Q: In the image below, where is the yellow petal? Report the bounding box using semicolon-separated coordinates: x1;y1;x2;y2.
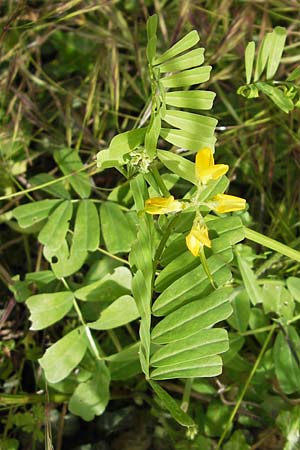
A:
195;147;228;183
145;196;183;215
186;224;211;256
211;193;246;213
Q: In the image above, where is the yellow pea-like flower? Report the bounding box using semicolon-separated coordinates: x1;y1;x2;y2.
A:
195;147;229;184
186;223;211;257
144;196;183;215
210;193;246;213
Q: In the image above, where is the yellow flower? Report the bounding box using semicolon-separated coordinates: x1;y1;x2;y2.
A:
210;193;246;213
195;147;229;184
145;196;183;215
186;222;211;257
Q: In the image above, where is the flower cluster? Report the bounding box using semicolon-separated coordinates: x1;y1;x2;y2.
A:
145;147;246;258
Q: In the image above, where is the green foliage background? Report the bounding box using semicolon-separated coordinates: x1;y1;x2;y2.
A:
1;1;300;449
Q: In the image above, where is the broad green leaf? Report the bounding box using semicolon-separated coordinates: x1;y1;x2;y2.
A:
151;328;228;366
266;27;287;79
38;200;73;252
149;380;196;429
287;277;300;303
254;32;272;81
161;66;212;88
12;199;62;228
262;283;294;320
74;267;132;302
236;252;262;305
153;30;199;65
152;255;232;316
54;148;91;198
145;113;161;158
227;290;250;332
100;202;136;254
159;48;204;73
165;90;215;110
207;216;245;245
96;149;123;170
29;173;70;199
49;200;99;278
273;327;300;394
162;110;217;136
256;82;294;113
109;128;146;159
151;288;233;343
88;295;139;330
106;342;141;380
27;291;74;330
160;128;216;152
245;41;255;84
39;327;88;383
157;150;196;184
69;361;110;421
25;270;56;287
150;355;222;379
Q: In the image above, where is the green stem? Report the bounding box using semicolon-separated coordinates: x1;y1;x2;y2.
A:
216;324;276;449
0;393;70;406
245;227;300;263
199;247;216;289
181;378;193;413
0;162;96;202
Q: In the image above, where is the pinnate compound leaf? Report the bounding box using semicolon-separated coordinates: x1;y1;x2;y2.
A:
88;295;139;330
27;291;74;330
54;148;91;198
12;199;62;229
39;327;88;383
158;48;204;73
153;30;199;65
151;288;233;343
149;380;196;429
38;200;73;253
69;360;110;421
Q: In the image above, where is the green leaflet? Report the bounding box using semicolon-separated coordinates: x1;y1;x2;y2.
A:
158;48;205;73
27;291;74;330
245;41;255;85
12;199;62;228
157;150;196;185
100;202;136;254
149;380;196;429
153;30;200;65
38;200;73;253
287;277;300;303
88;295;139;330
106;342;141;380
29;173;71;199
160;128;216;152
151;288;233;343
161;66;212;88
162;109;217;136
39;326;88;383
165;90;215;110
69;360;110;421
256;82;294;113
236;252;262;305
54;148;91;198
150;328;228;366
150;355;222;380
266;26;286;79
254;32;272;81
152;255;232;316
273;327;300;395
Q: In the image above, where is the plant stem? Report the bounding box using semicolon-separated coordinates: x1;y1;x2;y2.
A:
181;378;193;413
245;227;300;263
216;324;276;449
